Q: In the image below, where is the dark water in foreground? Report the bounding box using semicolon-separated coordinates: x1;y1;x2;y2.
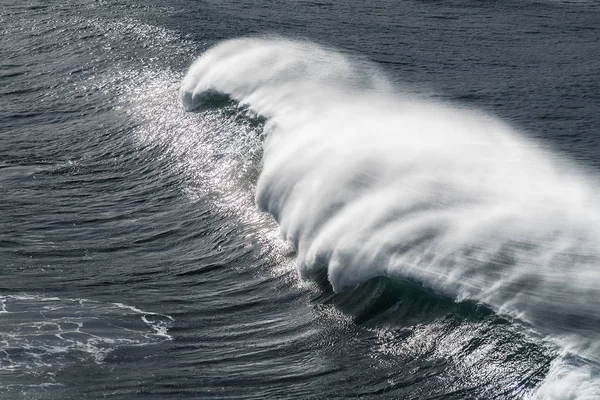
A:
1;0;600;398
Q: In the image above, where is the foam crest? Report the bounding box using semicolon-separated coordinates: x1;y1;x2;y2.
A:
533;356;600;400
181;37;600;398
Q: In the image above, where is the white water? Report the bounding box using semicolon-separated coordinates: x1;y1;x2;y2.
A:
0;293;173;394
181;37;600;398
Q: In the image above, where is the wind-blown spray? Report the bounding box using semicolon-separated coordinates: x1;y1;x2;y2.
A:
181;37;600;398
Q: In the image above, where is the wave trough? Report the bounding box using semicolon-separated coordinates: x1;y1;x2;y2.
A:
181;37;600;398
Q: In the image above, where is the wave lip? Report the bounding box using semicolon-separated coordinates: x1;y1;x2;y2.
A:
181;88;232;111
181;37;600;399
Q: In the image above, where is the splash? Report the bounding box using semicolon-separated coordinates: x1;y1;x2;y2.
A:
181;37;600;398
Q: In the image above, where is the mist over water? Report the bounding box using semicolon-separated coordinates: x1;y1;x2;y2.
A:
182;37;600;398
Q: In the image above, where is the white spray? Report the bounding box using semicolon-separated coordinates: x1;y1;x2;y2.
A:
181;37;600;398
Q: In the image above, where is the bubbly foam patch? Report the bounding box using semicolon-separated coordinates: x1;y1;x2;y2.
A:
0;294;173;391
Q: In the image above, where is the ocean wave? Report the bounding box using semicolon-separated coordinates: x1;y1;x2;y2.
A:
181;37;600;399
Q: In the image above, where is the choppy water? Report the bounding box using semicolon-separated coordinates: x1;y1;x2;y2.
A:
2;0;599;399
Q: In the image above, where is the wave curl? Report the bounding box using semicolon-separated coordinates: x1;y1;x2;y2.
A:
181;37;600;399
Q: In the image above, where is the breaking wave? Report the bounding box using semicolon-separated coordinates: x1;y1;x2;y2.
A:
181;37;600;399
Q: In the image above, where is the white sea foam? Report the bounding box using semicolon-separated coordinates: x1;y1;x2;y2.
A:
533;356;600;400
0;294;173;390
181;37;600;398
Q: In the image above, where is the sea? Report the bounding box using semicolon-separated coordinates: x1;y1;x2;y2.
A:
1;0;600;398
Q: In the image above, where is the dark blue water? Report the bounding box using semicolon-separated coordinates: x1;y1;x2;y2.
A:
2;0;599;398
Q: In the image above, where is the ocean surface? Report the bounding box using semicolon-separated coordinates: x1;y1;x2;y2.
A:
1;0;600;398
